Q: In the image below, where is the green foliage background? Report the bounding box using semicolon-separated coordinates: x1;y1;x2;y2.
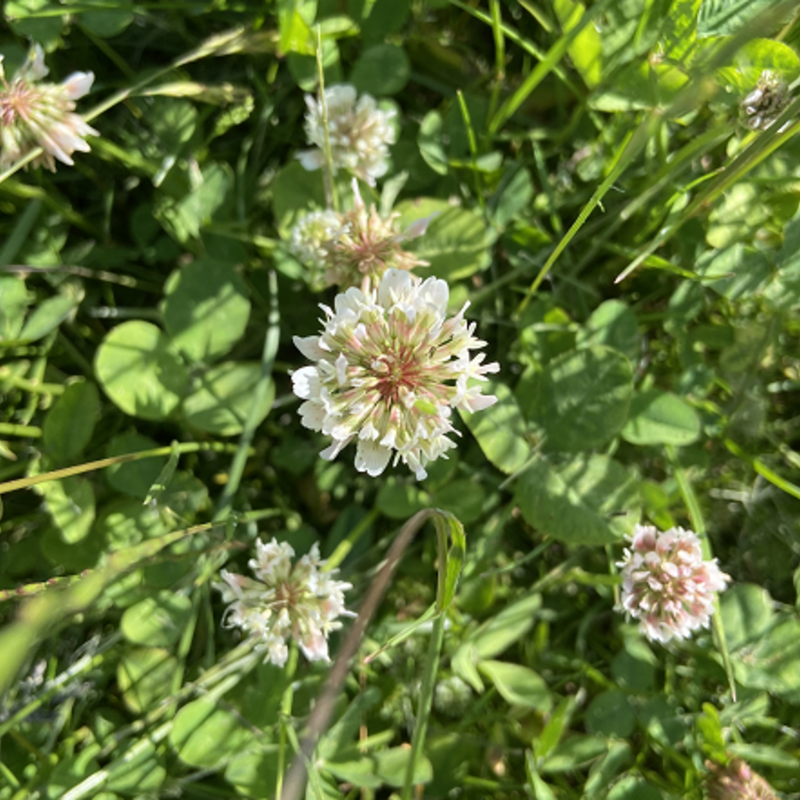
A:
2;0;800;797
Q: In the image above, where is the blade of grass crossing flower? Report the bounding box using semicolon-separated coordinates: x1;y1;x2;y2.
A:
725;439;800;501
666;445;736;701
215;269;279;520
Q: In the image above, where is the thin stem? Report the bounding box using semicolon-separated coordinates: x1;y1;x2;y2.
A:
402;524;449;799
0;441;247;496
214;270;279;521
276;644;299;800
281;509;442;800
0;422;42;438
316;27;338;213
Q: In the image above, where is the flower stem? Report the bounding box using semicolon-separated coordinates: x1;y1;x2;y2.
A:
402;523;449;800
315;26;338;213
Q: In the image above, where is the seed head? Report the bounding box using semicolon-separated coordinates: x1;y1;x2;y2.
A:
216;538;353;667
0;44;98;171
617;524;729;643
292;268;500;480
297;84;396;186
741;70;789;132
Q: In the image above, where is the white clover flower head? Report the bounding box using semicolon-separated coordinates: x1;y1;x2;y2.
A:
617;524;730;644
297;84;396;186
292;268;500;480
289;209;350;291
323;180;431;290
0;44;98;172
215;537;354;667
741;70;789;132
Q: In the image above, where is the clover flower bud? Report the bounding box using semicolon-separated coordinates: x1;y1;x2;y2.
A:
706;759;778;800
216;537;354;667
741;70;789;132
297;84;396;186
0;45;98;171
292;267;500;480
617;524;729;643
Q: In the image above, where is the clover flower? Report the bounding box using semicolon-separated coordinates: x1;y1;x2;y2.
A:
617;524;729;644
288;209;349;291
0;45;98;171
706;759;778;800
297;84;396;186
292;268;500;480
289;182;432;292
741;70;789;131
216;538;353;667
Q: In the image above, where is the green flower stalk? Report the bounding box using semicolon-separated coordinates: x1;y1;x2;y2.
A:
0;45;98;171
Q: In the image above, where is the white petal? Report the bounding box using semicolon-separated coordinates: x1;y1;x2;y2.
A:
291;366;320;400
61;71;95;99
293;334;326;361
354;439;392;477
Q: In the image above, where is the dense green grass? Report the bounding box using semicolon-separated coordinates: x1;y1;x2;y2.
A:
2;1;800;798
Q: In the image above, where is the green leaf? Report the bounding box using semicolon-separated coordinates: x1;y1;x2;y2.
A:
478;660;552;711
43;381;101;464
376;479;429;519
117;648;177;715
95;321;189;421
73;0;133;37
719;583;775;651
155;162;231;243
606;776;662;800
0;276;29;341
373;747;433;787
40;476;95;544
516;454;640;545
585;690;636;737
527;345;634;452
554;0;602;87
273;161;327;238
576;300;641;364
540;735;607;774
697;0;786;37
18;293;80;342
584;742;633;799
106;433;167;498
621;390;701;446
120;592;193;647
182;361;274;436
6;0;65;48
695;245;772;301
417;112;448;175
396;200;495;281
225;749;281;798
350;44;410;95
460;380;531;475
170;697;257;769
162;259;251;363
